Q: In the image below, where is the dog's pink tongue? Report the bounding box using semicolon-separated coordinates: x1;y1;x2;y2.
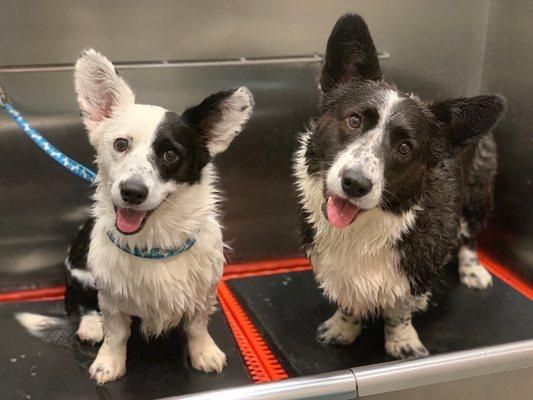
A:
116;208;146;234
326;196;359;228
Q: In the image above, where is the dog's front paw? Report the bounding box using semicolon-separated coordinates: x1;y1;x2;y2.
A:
385;337;429;359
317;316;361;345
189;338;226;373
459;263;493;290
89;353;126;384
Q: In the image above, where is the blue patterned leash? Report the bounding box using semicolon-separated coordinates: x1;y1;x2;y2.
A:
0;86;97;183
1;86;196;259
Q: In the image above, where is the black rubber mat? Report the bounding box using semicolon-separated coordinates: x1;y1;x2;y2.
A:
227;266;533;376
0;301;251;399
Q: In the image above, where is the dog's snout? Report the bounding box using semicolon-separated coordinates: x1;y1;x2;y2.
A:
341;169;373;198
120;180;148;205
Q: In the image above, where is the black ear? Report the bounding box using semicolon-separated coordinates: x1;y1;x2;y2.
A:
182;87;254;156
321;13;381;93
430;95;506;150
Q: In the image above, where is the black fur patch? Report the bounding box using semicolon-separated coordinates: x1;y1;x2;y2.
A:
151;111;211;185
64;218;99;315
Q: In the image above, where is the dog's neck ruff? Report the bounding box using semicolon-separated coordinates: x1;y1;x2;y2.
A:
106;231;196;260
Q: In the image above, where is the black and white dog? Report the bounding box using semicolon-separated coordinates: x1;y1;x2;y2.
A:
294;14;505;358
17;49;253;383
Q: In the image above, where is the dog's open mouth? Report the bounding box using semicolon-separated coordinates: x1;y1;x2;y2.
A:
115;208;151;235
323;195;360;228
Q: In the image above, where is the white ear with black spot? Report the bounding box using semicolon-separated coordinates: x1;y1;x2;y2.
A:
74;49;135;132
183;87;254;156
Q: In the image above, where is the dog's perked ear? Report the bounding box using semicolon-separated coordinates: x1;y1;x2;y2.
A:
182;87;254;156
430;95;506;153
74;49;135;132
320;13;382;93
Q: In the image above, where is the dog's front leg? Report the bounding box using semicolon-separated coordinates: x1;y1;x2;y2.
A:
184;312;226;373
89;306;131;384
383;296;428;359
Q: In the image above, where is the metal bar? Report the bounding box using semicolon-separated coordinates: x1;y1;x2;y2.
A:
0;52;390;74
161;340;533;400
352;339;533;397
161;370;357;400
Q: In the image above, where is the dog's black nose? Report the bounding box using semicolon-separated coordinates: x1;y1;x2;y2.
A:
120;180;148;205
341;169;373;198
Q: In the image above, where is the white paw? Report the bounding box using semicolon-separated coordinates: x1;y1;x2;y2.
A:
460;263;493;290
89;352;126;384
317;315;361;345
77;313;104;343
189;339;227;373
385;337;429;359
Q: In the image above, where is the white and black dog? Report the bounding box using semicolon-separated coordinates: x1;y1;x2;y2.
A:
294;14;505;358
16;49;253;383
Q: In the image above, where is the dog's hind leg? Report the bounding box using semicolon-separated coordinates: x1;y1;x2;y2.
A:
183;312;226;374
77;310;104;343
458;218;493;289
458;135;496;289
316;308;362;345
383;295;429;359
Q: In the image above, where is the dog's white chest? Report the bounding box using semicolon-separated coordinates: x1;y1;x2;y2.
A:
310;208;416;317
88;225;223;335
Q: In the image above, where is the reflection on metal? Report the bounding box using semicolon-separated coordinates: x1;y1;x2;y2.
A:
353;339;533;397
163;370;357;400
162;340;533;400
0;52;390;74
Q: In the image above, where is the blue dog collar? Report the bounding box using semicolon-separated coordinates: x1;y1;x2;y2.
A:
107;231;196;260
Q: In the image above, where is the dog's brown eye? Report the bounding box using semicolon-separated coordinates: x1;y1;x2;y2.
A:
347;113;361;129
398;141;412;155
163;150;179;162
113;138;129;152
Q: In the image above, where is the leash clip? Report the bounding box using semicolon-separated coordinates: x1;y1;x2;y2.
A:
0;85;9;106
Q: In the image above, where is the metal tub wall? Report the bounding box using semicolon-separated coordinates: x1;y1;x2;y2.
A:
0;0;500;288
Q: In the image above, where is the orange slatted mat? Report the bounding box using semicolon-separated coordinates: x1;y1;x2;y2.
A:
218;282;288;382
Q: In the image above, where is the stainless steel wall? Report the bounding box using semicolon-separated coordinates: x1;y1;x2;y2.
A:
481;0;533;283
2;0;530;289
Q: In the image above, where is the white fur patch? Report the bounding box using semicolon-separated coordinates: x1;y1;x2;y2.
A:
15;312;65;338
65;256;96;289
207;87;254;156
294;123;417;318
77;311;104;343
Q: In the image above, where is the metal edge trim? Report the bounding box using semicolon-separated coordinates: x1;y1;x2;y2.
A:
159;370;357;400
352;339;533;397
